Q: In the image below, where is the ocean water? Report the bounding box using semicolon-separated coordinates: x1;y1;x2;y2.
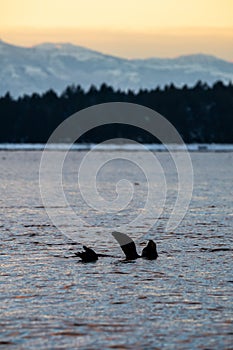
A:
0;150;232;349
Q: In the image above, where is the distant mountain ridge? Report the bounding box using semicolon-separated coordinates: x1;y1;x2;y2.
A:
0;40;232;97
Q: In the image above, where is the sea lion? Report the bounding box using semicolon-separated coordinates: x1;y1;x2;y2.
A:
76;232;158;262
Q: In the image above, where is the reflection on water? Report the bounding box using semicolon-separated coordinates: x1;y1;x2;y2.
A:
0;151;232;349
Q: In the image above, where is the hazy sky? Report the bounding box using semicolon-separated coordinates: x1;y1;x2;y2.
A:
1;0;233;60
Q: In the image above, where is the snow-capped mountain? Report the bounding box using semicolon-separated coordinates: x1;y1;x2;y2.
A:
0;40;232;97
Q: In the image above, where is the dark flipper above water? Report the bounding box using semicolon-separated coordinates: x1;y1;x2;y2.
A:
112;231;140;260
141;240;158;260
75;246;98;262
75;246;116;262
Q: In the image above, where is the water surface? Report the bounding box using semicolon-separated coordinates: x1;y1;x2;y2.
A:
0;151;232;349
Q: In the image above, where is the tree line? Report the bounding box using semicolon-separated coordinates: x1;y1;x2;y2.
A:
0;81;232;143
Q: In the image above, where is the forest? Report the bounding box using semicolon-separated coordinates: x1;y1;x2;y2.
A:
0;81;232;143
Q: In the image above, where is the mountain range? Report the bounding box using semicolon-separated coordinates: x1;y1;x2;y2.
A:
0;40;232;97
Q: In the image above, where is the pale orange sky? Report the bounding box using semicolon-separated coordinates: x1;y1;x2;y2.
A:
0;0;233;60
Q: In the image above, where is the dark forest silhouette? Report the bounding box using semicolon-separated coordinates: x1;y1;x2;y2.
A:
0;81;232;143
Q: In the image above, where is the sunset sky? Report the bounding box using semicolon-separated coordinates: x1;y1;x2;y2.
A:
1;0;233;60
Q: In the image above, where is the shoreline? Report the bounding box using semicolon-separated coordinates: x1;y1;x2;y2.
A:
0;143;233;152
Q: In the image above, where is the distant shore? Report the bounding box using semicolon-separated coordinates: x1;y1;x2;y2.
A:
0;143;233;152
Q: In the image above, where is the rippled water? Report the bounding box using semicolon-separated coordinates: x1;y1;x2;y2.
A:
0;151;232;349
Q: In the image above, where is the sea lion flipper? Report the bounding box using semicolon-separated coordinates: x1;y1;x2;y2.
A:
112;232;139;260
76;246;98;262
141;240;158;260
